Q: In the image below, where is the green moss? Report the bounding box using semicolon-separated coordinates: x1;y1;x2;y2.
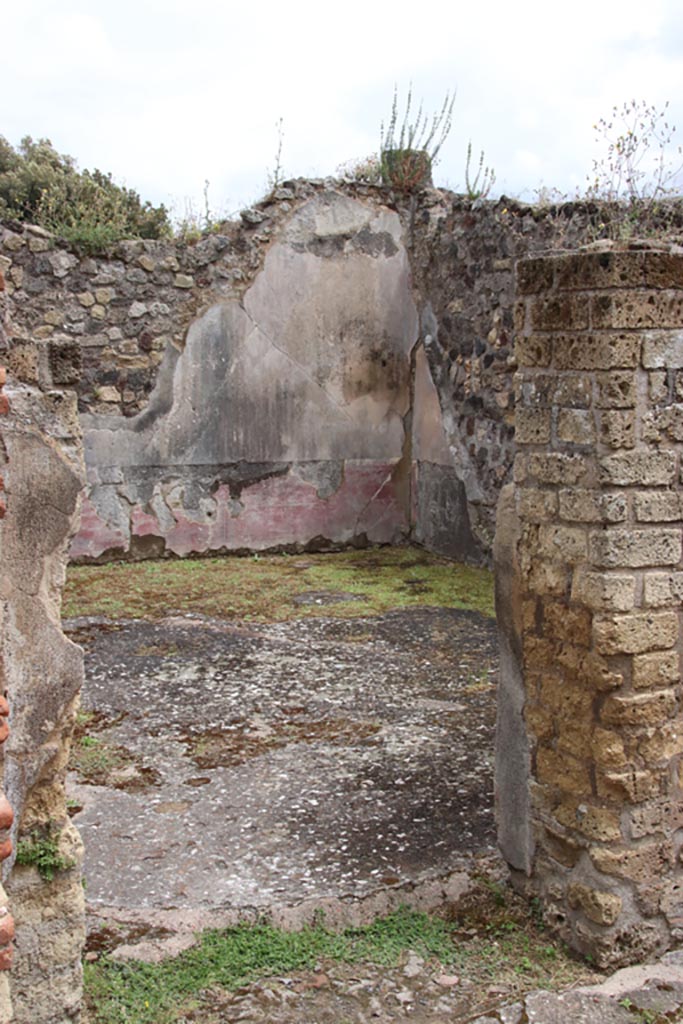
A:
64;547;494;623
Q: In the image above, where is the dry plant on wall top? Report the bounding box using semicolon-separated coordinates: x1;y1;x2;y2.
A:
586;99;683;239
380;86;455;191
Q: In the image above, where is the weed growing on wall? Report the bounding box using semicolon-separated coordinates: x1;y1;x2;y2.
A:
586;100;683;239
464;141;496;200
266;117;286;192
172;180;229;242
16;823;75;882
379;86;455;191
336;154;382;184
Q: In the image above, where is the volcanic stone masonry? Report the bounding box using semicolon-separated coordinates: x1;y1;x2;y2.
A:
0;182;605;566
496;245;683;967
1;186;683;1022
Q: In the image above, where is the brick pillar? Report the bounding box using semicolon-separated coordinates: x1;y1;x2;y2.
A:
496;245;683;967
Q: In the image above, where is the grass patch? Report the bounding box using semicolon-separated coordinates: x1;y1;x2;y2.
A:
64;546;494;623
84;889;599;1024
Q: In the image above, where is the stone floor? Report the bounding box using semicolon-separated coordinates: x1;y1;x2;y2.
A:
68;601;683;1022
66;605;499;958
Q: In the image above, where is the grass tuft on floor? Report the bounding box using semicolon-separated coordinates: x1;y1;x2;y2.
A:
84;889;600;1024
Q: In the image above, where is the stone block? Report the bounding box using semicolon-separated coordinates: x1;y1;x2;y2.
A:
552;329;643;370
525;703;554;742
529;295;590;332
649;369;669;403
571;571;635;611
592;727;628;770
596;370;637;409
594;292;683;330
589;528;681;568
568;882;622;926
515;408;551;444
516;258;555;295
643;572;683;607
598;451;677;487
515;333;552;366
593;610;678;654
556;721;593;758
591;841;672;883
540;602;592;647
642;329;683;368
554;333;640;370
517;489;558;522
629;801;683;838
538;524;587;564
536;746;591;793
95;386;120;403
597;768;661;803
600;409;635;449
632;649;680;690
601;688;678;726
540;826;582;867
523;453;591;485
515;373;556;409
642;405;683;444
559;489;626;523
553;250;683;292
524;560;570;596
643;723;683;767
555;800;622;842
635;492;683;523
553;375;592;408
556;408;595;445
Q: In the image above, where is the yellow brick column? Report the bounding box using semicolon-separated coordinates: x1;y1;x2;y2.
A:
496;245;683;967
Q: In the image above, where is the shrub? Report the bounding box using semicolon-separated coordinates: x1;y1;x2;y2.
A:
0;136;171;251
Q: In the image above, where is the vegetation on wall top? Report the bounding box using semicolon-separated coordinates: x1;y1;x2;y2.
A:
0;135;171;251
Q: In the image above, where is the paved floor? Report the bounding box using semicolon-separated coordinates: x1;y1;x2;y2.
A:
67;605;499;955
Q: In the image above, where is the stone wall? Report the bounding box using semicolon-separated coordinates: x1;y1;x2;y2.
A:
72;190;421;560
0;184;608;565
0;266;86;1022
408;192;603;557
496;244;683;967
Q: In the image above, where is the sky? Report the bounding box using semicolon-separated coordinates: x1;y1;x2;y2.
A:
3;0;683;222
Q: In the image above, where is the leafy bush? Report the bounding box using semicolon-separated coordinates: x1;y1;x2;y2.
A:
0;136;171;251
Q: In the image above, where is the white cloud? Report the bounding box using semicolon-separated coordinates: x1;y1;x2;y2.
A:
1;0;682;213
